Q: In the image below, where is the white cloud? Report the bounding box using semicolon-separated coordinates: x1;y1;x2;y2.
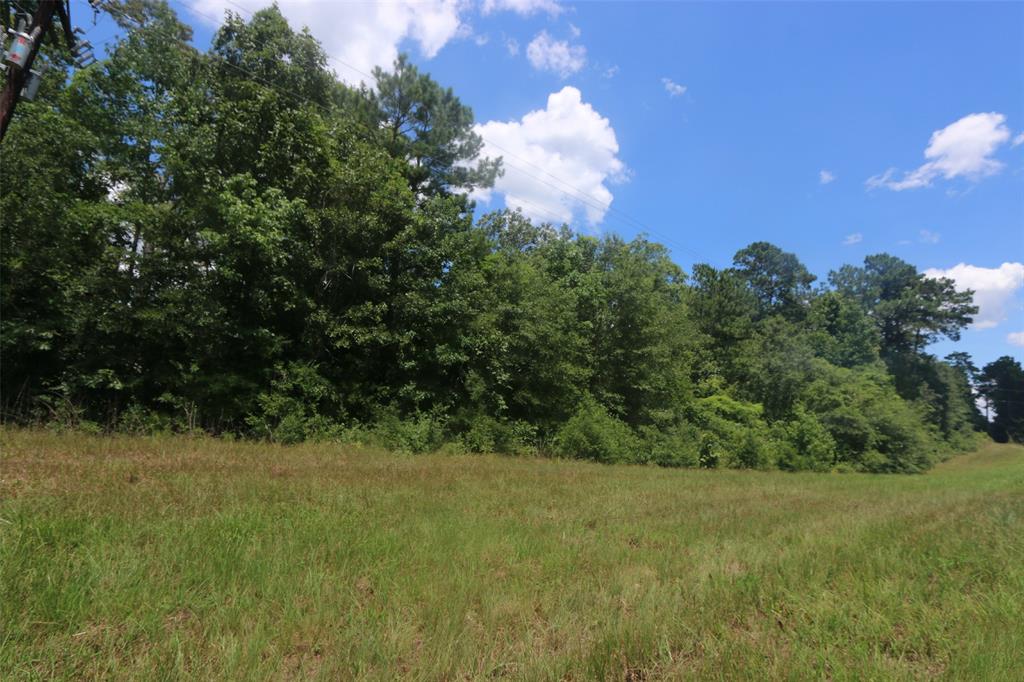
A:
569;23;581;38
526;31;586;78
842;233;863;246
1008;331;1024;347
923;262;1024;330
474;33;490;47
603;65;620;79
192;0;465;84
867;113;1012;191
505;37;520;56
918;229;941;244
1013;132;1024;148
661;77;687;97
482;0;563;16
191;0;561;85
473;86;626;226
819;169;835;185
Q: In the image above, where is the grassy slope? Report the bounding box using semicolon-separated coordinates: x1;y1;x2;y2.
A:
1;430;1022;680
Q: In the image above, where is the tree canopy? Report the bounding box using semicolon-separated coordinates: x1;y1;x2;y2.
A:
0;3;999;472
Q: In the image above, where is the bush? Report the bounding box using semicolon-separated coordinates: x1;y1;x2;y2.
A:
554;398;639;464
245;363;344;444
117;403;173;435
638;423;701;467
367;409;449;454
774;408;836;472
689;394;774;469
802;362;939;473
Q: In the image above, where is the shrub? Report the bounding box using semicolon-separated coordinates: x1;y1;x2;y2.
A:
638;423;701;467
117;404;173;435
367;409;449;454
554;398;639;464
689;394;773;469
775;408;837;472
245;363;344;444
802;362;939;473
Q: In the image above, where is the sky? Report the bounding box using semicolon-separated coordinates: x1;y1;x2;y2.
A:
74;0;1024;367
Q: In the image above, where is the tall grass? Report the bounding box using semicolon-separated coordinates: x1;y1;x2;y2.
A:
2;429;1022;679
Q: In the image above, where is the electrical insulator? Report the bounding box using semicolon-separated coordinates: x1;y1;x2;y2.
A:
72;38;97;68
72;38;92;56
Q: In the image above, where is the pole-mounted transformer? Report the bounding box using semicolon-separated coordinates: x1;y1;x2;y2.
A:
22;64;48;101
5;17;42;69
0;1;82;143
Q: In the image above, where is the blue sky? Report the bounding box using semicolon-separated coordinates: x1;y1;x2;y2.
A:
75;0;1023;367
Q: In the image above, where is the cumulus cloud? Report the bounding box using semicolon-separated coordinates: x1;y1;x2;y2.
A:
192;0;561;85
192;0;465;84
923;262;1024;330
603;65;620;79
918;229;940;244
526;31;586;78
866;113;1012;191
819;169;835;185
505;37;520;56
482;0;563;16
473;87;626;226
661;77;687;97
1013;132;1024;148
842;233;863;246
1008;331;1024;347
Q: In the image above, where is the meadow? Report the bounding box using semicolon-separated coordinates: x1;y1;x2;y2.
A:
1;428;1022;680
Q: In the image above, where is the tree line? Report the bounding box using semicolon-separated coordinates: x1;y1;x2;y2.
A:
2;3;1021;470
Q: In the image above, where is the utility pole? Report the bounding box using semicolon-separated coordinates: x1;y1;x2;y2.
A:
0;0;75;143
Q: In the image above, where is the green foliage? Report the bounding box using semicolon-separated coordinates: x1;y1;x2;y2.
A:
802;362;939;473
979;356;1024;442
638;423;702;467
457;413;537;455
361;408;450;454
806;291;880;367
774;408;837;472
732;241;815;319
117;403;174;435
0;4;986;473
554;398;640;464
830;254;977;358
738;317;816;420
366;54;501;198
245;363;343;444
689;394;775;469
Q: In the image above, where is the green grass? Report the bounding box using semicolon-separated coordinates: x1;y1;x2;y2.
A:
1;429;1022;680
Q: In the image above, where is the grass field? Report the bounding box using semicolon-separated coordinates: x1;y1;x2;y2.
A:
1;429;1022;680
